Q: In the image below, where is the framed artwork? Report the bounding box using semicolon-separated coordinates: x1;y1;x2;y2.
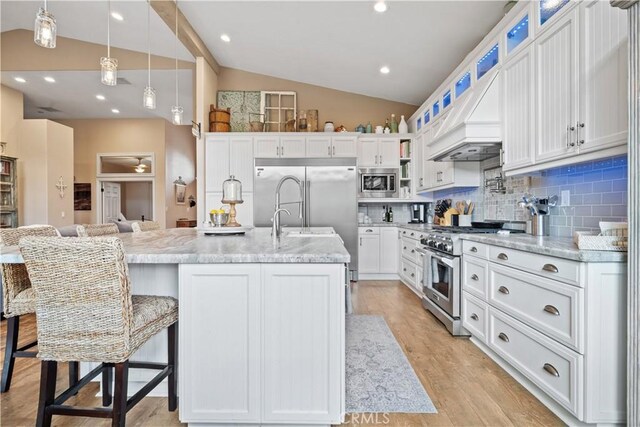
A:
174;177;186;205
74;183;91;211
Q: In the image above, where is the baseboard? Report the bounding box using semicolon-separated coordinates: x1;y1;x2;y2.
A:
358;274;400;281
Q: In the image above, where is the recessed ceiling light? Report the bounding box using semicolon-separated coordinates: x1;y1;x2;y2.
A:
374;1;388;13
14;77;26;83
380;66;390;74
220;34;231;43
111;108;120;114
96;95;106;101
111;12;124;21
44;76;55;83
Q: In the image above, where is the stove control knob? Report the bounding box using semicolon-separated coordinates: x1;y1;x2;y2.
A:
445;243;453;253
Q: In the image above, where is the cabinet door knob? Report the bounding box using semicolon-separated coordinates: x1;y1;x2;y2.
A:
498;286;510;295
470;313;479;321
542;263;559;273
403;268;407;272
498;332;510;342
328;146;331;156
543;305;560;316
333;146;336;155
471;274;479;281
543;363;560;377
410;232;415;236
411;249;415;253
470;246;478;252
403;246;407;250
410;273;415;278
497;253;509;261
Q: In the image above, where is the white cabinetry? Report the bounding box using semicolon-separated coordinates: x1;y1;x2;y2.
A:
179;263;345;425
279;136;306;158
254;135;305;158
358;226;399;276
306;136;357;158
254;135;281;158
462;241;626;424
358;137;399;167
379;227;399;273
398;228;428;296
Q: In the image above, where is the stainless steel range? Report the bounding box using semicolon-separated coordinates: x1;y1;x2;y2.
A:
416;226;522;336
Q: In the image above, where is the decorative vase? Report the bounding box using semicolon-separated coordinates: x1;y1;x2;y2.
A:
390;114;398;133
324;121;335;132
399;115;408;134
366;122;373;133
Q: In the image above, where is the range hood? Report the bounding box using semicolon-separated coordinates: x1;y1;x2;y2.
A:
428;70;502;162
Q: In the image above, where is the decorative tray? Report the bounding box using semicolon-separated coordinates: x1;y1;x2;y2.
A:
201;227;253;236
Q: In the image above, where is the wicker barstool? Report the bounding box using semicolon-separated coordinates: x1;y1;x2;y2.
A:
19;236;178;427
0;225;81;393
76;223;119;237
131;221;160;232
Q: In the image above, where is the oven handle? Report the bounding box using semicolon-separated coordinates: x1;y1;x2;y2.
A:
429;252;455;269
415;247;429;256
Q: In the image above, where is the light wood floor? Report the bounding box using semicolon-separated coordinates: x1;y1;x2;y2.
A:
0;280;563;426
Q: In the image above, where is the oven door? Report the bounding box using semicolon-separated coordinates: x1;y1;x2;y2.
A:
423;250;460;318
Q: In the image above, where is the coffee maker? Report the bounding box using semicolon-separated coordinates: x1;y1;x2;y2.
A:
409;203;426;223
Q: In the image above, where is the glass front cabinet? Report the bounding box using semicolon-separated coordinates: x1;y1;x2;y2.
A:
0;156;18;228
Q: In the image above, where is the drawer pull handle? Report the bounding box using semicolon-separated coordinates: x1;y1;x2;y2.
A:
404;246;407;250
470;313;479;321
542;263;559;273
411;273;415;277
498;286;510;295
411;232;415;236
471;274;479;281
543;305;560;316
411;249;415;253
403;231;407;234
470;247;478;252
403;268;407;272
543;363;560;377
498;332;510;342
497;253;509;261
366;229;373;233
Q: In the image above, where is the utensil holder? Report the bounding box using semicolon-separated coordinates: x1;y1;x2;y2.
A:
531;215;549;236
458;215;472;227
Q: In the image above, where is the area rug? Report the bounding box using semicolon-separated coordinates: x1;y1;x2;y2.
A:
346;315;437;413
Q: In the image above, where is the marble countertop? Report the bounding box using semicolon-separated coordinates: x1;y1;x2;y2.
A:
359;222;435;232
0;227;351;265
461;234;627;263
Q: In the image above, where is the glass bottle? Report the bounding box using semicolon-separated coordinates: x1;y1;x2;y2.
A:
366;122;373;133
222;175;243;202
390;114;398;133
388;207;393;222
383;119;391;133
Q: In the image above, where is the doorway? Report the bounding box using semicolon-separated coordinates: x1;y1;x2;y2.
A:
98;178;155;224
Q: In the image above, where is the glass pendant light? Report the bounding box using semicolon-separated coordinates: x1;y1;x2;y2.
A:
171;0;183;125
34;0;56;48
143;0;156;109
101;0;118;86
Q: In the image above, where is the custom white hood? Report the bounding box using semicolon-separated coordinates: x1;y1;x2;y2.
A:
428;70;501;162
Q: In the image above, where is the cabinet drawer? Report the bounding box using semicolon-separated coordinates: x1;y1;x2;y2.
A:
488;264;583;352
401;237;419;263
399;228;426;242
489;246;581;286
463;240;489;258
462;256;488;300
358;226;379;235
488;308;583;417
462;291;488;342
400;259;418;286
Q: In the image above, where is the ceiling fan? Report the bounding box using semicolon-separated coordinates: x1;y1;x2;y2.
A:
134;158;147;173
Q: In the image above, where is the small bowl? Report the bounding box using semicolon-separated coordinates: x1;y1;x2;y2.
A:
210;213;229;227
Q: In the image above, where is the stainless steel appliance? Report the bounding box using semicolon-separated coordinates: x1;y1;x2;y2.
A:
410;203;426;223
254;158;359;280
417;226;524;336
358;168;398;198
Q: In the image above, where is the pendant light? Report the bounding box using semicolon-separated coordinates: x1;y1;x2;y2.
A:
101;0;118;86
171;0;183;125
34;0;56;48
143;0;156;109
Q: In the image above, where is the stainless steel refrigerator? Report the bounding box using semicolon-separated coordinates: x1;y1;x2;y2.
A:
254;157;358;280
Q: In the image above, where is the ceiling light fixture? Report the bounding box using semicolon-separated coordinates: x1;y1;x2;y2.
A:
111;108;120;114
96;94;106;100
374;1;388;13
101;0;118;86
111;12;124;21
143;0;156;110
380;66;390;74
171;0;183;125
135;158;147;173
220;34;231;43
44;76;55;83
34;0;56;48
14;77;27;83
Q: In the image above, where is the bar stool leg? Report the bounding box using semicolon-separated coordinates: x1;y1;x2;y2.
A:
36;360;57;427
167;322;177;411
102;363;113;406
1;316;19;393
112;361;129;427
68;361;79;394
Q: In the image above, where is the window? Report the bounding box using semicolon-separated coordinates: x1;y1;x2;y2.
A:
540;0;570;25
477;43;499;80
433;101;440;117
455;72;471;98
443;90;452;109
507;15;529;53
424;110;430;125
417;117;422;131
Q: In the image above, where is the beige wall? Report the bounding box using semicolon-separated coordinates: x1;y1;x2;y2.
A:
1;85;23;157
217;67;418;131
59;119;167;226
165;122;196;227
19;120;74;227
122;181;153;221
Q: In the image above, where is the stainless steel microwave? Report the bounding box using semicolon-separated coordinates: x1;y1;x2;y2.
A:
358;168;398;198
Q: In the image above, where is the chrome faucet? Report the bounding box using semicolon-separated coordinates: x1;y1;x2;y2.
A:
274;175;305;233
272;208;291;244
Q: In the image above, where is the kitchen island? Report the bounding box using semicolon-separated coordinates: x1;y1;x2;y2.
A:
1;227;350;427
